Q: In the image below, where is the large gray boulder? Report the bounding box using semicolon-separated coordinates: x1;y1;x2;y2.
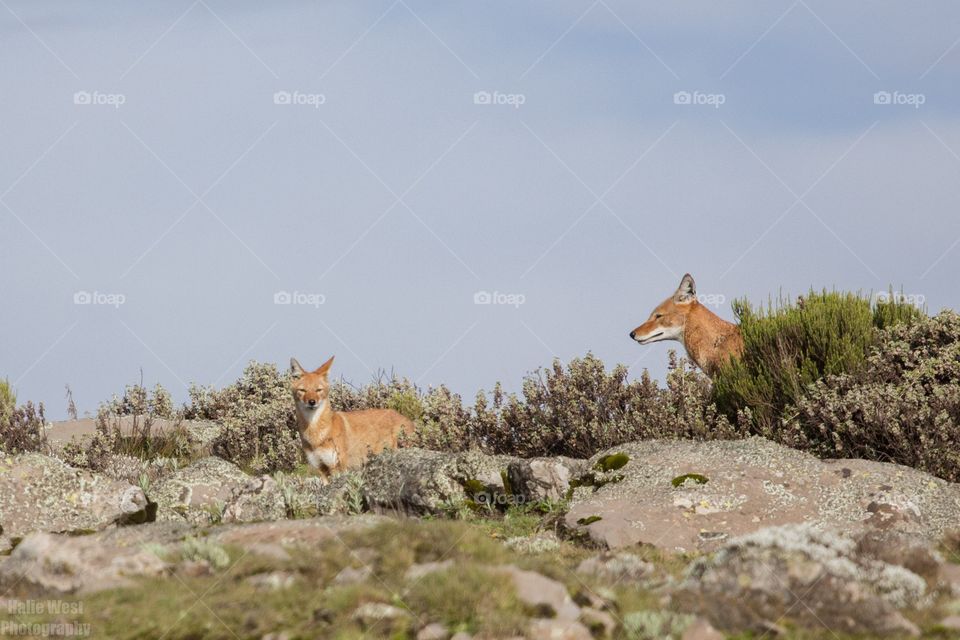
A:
0;515;387;596
151;456;286;524
0;522;188;595
564;437;960;551
0;453;149;542
358;448;578;515
673;523;927;637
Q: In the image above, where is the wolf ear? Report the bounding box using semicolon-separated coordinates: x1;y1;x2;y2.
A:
315;355;335;377
674;273;696;303
290;358;306;377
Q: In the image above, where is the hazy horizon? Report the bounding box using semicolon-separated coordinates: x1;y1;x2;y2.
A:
3;1;959;420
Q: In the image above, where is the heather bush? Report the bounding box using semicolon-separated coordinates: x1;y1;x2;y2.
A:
785;310;960;481
0;400;46;454
201;362;301;474
404;352;734;458
106;381;177;419
63;382;189;469
0;373;47;455
713;290;922;433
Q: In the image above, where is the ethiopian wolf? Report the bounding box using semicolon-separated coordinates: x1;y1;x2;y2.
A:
629;274;744;377
290;356;412;478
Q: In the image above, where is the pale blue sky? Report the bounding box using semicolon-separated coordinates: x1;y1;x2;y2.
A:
2;1;959;418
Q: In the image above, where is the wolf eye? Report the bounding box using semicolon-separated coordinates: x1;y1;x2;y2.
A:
655;313;663;319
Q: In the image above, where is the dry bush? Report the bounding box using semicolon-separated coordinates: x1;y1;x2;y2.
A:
785;310;960;480
0;400;46;454
62;380;187;469
405;352;735;458
196;362;302;474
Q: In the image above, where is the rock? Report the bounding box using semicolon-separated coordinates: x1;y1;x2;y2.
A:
580;607;617;637
210;515;387;557
246;571;297;591
939;615;960;631
152;457;285;525
333;565;372;585
361;448;576;515
353;602;408;627
527;619;592;640
0;515;387;596
405;559;454;581
222;475;287;523
681;618;724;640
417;622;450;640
939;563;960;596
565;438;960;551
505;532;561;554
362;448;516;514
497;565;580;621
449;633;472;640
577;552;653;584
0;453;149;538
674;523;925;637
508;457;581;503
0;523;186;595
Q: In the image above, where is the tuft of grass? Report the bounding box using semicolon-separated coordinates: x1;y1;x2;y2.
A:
671;473;709;488
179;537;232;570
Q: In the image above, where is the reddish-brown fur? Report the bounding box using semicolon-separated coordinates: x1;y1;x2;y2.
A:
629;274;744;377
290;356;412;478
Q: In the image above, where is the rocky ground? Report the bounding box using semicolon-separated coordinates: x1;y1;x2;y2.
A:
3;421;960;639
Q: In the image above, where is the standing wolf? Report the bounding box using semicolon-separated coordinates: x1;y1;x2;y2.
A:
290;356;412;477
629;274;743;376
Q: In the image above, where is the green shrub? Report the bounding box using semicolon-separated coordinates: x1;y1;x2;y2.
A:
713;290;922;433
787;310;960;480
105;381;177;419
0;378;15;424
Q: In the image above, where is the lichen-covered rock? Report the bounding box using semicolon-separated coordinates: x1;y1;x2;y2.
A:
674;523;925;637
359;448;576;514
224;474;288;523
507;457;580;503
152;456;286;525
577;551;654;584
0;523;187;595
361;448;517;514
0;453;149;539
565;437;960;551
496;565;580;621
